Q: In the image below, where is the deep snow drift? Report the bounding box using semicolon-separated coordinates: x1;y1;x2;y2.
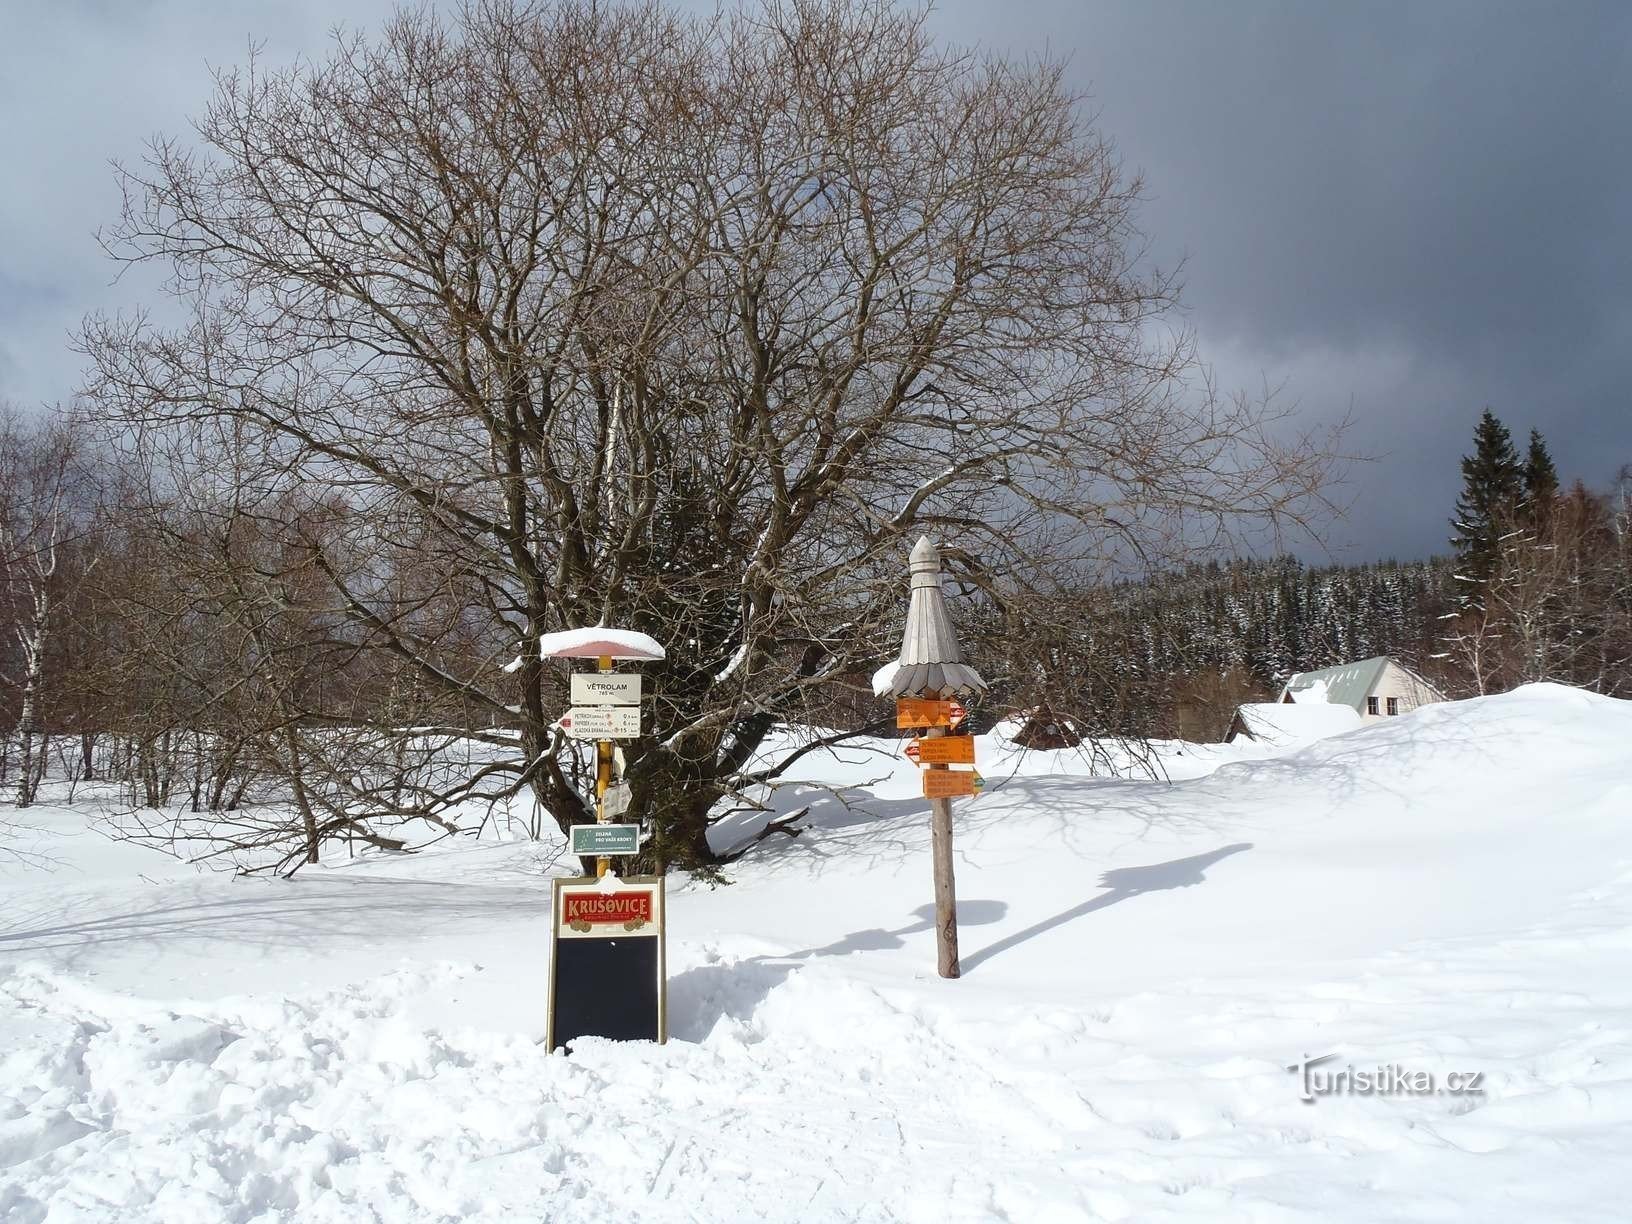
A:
3;684;1631;1221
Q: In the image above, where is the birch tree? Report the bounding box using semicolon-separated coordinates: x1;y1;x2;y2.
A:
0;410;98;807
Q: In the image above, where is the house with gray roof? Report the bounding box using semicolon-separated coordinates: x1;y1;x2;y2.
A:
1279;656;1445;721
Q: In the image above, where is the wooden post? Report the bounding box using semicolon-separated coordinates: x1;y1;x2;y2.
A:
595;653;613;878
924;721;959;978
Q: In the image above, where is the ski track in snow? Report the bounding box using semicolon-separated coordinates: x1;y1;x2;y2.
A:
2;684;1632;1221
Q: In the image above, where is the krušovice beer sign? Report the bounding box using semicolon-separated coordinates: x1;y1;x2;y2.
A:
547;875;667;1050
561;887;655;932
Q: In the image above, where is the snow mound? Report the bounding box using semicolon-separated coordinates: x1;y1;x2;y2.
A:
1230;700;1362;746
4;683;1632;1221
1242;681;1630;786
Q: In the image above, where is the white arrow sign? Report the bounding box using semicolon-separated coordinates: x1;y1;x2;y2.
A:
571;673;642;705
562;706;642;739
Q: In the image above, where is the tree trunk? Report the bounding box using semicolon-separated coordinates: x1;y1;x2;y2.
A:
208;741;243;810
139;740;161;808
158;729;176;805
284;726;321;865
189;732;204;812
15;682;40;808
32;730;52;803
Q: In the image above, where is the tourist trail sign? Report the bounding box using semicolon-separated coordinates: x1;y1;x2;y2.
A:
571;672;642;705
923;770;979;799
913;735;975;765
897;697;956;729
541;625;667;1047
562;706;641;739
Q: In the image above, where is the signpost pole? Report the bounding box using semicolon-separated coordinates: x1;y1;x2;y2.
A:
924;722;959;978
541;626;666;1050
883;537;987;981
595;653;613;879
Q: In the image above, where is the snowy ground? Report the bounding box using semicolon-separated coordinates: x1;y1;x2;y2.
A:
3;683;1632;1221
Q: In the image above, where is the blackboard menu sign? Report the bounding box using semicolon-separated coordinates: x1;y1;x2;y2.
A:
547;875;667;1050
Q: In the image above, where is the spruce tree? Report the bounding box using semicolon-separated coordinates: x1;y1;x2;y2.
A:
1450;409;1524;605
1523;428;1560;525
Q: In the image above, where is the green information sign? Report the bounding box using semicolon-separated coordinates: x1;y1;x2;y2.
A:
570;823;640;856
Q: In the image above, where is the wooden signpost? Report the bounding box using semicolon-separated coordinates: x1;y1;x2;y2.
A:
881;538;988;980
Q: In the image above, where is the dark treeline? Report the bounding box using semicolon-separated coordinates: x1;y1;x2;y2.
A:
977;422;1632;745
975;555;1458;746
1099;555;1453;686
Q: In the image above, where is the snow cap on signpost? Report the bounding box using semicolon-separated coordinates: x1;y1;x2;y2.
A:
881;536;986;698
539;626;666;661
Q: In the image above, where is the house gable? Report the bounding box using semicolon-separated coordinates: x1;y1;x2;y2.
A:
1365;659;1445;716
1282;656;1445;719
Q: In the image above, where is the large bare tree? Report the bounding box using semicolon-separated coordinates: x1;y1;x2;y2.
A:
81;0;1337;869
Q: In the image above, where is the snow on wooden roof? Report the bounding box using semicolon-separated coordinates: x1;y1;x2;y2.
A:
1283;657;1391;708
539;627;666;661
1231;702;1364;746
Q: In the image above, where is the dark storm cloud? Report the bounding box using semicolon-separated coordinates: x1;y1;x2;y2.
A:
2;0;1626;559
0;0;407;408
931;0;1632;559
1029;2;1631;358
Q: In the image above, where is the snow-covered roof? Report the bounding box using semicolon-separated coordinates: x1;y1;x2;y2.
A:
1282;657;1391;709
539;627;666;661
1230;702;1363;746
1288;676;1330;705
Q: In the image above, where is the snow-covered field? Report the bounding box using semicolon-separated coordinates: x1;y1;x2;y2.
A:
4;684;1631;1221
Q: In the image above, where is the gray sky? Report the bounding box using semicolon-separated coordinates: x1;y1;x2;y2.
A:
3;0;1628;561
